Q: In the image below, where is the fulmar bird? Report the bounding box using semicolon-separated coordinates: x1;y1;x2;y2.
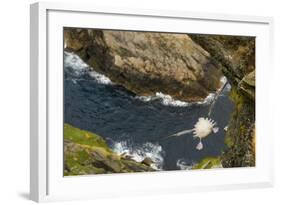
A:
166;117;219;150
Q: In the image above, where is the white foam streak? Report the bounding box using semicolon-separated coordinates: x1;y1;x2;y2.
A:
156;92;190;107
176;159;194;170
88;71;112;85
64;51;112;85
136;92;216;107
64;51;89;75
135;75;232;107
197;93;216;105
135;92;189;107
112;141;164;170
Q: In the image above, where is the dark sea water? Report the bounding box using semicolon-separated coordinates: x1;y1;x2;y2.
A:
63;52;234;171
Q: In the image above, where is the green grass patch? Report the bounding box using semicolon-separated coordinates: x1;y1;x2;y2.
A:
192;157;222;169
64;123;110;150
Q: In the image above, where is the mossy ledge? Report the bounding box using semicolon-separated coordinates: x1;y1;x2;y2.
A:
192;157;222;170
64;123;154;176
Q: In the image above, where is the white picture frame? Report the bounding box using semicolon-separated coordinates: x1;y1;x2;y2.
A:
30;1;274;202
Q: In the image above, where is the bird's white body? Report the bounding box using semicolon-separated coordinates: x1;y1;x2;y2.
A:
192;117;218;150
167;117;219;150
193;117;217;139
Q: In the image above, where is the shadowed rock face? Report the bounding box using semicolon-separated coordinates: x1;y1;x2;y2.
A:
64;28;222;101
189;34;255;167
188;34;255;100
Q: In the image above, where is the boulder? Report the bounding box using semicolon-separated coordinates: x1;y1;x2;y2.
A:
141;157;154;167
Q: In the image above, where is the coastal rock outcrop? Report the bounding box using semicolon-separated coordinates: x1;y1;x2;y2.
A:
63;124;154;175
64;28;222;101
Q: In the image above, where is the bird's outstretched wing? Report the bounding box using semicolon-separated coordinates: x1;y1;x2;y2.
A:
163;129;193;140
208;80;228;117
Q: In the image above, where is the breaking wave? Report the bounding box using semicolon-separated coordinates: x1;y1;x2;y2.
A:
88;70;112;85
111;140;165;170
135;92;216;107
135;76;231;107
64;51;112;85
64;51;89;76
135;92;190;107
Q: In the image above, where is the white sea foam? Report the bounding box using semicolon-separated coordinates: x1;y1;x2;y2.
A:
134;75;232;107
220;76;227;85
197;93;216;105
176;159;194;170
135;92;216;107
135;92;189;107
64;51;89;75
156;92;190;107
135;95;154;102
71;79;77;84
88;70;112;85
112;141;164;170
64;51;112;85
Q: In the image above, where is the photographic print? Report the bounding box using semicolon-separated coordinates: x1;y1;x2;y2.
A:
63;28;255;176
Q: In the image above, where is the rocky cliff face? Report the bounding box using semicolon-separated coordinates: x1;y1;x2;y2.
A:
64;28;222;101
189;34;255;167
